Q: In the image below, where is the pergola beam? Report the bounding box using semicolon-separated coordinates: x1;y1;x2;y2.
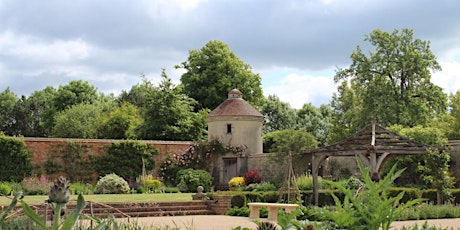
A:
304;122;439;206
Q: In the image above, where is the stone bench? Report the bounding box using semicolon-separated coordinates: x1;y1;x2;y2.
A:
247;202;299;222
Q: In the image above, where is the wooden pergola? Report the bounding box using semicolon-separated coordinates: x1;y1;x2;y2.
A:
304;122;439;206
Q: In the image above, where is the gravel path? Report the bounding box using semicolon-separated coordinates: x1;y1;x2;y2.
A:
115;215;460;230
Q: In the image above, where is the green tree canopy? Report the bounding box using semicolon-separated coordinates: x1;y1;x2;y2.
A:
261;95;298;133
263;129;318;155
96;102;142;139
297;103;332;147
332;28;447;133
178;40;264;110
431;91;460;140
382;125;453;204
136;72;208;141
52;103;103;138
0;88;19;135
54;80;99;112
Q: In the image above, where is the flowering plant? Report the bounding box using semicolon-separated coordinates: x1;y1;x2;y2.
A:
159;139;249;186
228;177;245;191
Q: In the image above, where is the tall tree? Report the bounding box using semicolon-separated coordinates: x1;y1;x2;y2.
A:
264;129;318;155
52;103;103;138
297;103;332;147
54;80;98;112
27;86;58;137
261;95;298;133
0;88;19;135
432;91;460;140
136;71;208;141
333;28;447;130
177;40;264;110
96;102;142;139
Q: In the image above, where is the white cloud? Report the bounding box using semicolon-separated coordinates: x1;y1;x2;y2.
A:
264;73;336;109
0;31;91;63
432;60;460;95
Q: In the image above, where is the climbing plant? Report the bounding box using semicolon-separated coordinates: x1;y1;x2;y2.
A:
94;140;158;181
159;139;247;186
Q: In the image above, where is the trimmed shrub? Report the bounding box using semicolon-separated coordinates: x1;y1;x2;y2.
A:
175;168;213;192
388;187;422;204
0;135;33;182
246;182;276;192
231;194;247;208
228;177;245;191
243;169;261;185
95;173;130;194
245;192;264;203
421;189;438;204
226;206;250;217
0;182;12;195
262;191;279;203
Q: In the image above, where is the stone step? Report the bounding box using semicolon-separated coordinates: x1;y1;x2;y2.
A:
24;201;211;219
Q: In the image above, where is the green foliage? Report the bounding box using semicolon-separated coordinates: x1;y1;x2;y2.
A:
178;40;264;110
95;140;158;181
175;168;213;192
331;28;447;139
0;135;33;182
0;88;18;136
159;140;226;186
231;194;247;208
226;206;250;217
261;95;298;134
144;179;164;193
246;182;277;192
135;72;208;141
297;103;333;147
318;159;423;230
435;91;460;140
69;182;93;195
399;203;460;220
53;80;98;112
0;183;12;195
264;129;318;155
51;142;96;182
384;125;454;204
95;173;131;194
51;103;103;138
96;102;142;139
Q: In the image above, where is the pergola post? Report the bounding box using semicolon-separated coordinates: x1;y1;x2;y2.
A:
312;154;327;206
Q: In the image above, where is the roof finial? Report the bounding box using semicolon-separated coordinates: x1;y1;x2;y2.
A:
228;89;243;99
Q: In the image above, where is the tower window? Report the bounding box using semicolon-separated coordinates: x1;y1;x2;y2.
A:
226;124;232;134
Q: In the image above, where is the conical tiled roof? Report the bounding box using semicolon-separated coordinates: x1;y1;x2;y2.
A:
207;89;263;118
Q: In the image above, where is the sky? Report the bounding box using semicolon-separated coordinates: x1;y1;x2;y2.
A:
1;0;459;109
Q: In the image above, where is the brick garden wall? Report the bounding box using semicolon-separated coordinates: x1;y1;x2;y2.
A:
22;137;193;180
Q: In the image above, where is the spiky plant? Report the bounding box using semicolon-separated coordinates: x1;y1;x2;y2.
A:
49;176;70;204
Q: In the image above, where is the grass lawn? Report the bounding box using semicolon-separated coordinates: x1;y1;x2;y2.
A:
0;193;194;206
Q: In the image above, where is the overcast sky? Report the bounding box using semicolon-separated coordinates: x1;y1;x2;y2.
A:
1;0;459;109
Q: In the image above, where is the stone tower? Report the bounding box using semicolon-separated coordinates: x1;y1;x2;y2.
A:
207;89;264;185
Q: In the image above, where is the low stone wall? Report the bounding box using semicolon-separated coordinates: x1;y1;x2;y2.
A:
207;195;233;215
